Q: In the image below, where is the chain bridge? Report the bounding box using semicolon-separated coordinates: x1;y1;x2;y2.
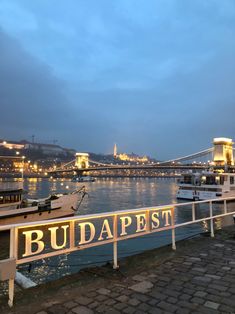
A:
48;137;235;177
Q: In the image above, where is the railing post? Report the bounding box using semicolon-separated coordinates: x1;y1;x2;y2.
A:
192;203;196;221
146;209;150;232
171;207;176;250
8;227;17;307
113;215;119;269
70;220;75;249
209;201;214;238
224;199;227;214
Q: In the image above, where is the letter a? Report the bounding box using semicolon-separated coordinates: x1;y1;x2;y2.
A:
98;219;113;241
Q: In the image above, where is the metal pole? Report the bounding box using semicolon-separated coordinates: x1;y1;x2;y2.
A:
113;215;119;269
224;199;227;214
8;228;16;307
209;201;214;238
171;207;176;250
192;203;196;221
21;156;25;181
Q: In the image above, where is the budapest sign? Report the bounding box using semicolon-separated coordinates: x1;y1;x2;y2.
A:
16;206;174;264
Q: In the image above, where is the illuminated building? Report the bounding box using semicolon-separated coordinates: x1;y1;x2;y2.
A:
117;153;149;163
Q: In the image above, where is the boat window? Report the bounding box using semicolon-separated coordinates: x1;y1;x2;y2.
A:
219;177;225;185
202;176;216;185
230;176;234;185
183;175;192;184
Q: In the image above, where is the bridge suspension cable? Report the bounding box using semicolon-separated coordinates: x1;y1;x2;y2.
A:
52;159;76;171
158;148;213;165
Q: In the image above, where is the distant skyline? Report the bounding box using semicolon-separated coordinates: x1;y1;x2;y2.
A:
0;0;235;159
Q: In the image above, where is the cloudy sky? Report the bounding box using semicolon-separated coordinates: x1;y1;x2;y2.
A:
0;0;235;159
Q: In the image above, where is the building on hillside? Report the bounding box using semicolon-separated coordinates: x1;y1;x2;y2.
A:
0;139;25;150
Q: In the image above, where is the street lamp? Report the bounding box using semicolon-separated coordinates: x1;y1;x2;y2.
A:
21;156;25;180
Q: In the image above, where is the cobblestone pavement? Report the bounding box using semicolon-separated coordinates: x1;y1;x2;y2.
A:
1;227;235;314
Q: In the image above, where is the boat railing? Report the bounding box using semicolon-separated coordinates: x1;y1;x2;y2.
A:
0;181;23;191
1;195;235;307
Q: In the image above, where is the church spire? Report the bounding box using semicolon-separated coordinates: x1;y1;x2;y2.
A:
113;143;117;158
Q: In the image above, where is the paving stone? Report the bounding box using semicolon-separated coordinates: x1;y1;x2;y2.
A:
149;290;167;300
194;291;207;298
110;292;119;298
219;304;235;313
104;309;120;314
191;296;205;305
72;306;94;314
116;295;129;303
220;297;235;307
129;280;153;293
88;291;97;298
193;276;211;283
167;296;178;304
88;302;99;309
47;305;67;314
179;293;191;301
187;257;201;262
214;244;224;247
97;288;111;295
147;298;159;306
75;296;92;306
137;302;152;312
221;266;231;271
209;284;227;292
192;267;206;273
63;301;78;309
157;300;178;312
177;300;198;310
104;299;116;306
132;274;146;281
176;309;191;314
128;298;140;306
113;302;127;310
123;306;135;314
164;288;180;298
205;274;221;280
96;304;109;313
36;312;47;314
204;301;220;310
95;295;108;302
206;294;221;303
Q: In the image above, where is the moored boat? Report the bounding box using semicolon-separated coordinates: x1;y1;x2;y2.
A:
71;175;95;182
0;180;86;225
177;171;235;200
177;137;235;201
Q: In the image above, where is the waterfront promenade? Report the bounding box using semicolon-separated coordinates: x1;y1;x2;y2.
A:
1;226;235;314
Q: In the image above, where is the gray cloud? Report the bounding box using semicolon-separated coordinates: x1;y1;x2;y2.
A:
0;1;235;159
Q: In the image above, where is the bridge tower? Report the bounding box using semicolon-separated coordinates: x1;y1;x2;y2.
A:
75;153;89;169
213;137;234;166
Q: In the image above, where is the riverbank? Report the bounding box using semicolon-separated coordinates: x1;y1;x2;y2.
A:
1;225;235;314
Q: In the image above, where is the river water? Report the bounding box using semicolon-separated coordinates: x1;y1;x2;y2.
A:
1;177;234;285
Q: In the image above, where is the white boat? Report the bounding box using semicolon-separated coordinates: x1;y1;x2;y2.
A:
177;171;235;200
0;180;86;226
71;176;95;182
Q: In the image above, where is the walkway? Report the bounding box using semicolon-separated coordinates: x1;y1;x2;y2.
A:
1;226;235;314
